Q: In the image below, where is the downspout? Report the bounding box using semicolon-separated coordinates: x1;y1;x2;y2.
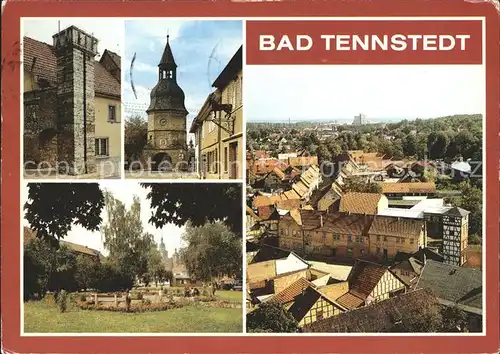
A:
83;52;88;174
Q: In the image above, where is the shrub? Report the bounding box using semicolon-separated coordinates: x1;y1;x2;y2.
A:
79;294;87;302
468;234;481;245
143;298;152;305
45;292;56;306
78;301;185;313
58;290;68;313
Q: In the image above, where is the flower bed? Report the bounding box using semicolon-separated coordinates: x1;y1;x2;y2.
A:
77;300;185;313
194;300;242;308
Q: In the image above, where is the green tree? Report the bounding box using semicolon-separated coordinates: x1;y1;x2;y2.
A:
24;238;53;300
143;183;243;235
247;300;300;333
23;239;78;299
24;183;104;246
402;134;418;157
455;182;482;237
427;132;450;159
74;255;100;291
124;115;148;163
180;222;242;282
343;179;382;193
147;246;167;287
316;144;332;164
101;191;155;285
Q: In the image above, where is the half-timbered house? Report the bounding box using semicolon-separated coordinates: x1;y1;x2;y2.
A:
336;259;407;310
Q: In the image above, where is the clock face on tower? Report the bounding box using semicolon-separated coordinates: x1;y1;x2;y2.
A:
159;118;167;126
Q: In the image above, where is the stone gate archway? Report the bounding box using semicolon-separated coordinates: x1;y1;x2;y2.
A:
152;152;173;172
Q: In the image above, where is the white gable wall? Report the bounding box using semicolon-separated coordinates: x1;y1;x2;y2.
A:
276;253;308;275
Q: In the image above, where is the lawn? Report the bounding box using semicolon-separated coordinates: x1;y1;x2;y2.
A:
215;290;243;302
24;298;243;333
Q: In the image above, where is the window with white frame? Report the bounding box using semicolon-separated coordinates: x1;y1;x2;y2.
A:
95;137;109;157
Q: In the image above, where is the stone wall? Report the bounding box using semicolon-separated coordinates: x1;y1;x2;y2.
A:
23;89;58;168
56;46;96;175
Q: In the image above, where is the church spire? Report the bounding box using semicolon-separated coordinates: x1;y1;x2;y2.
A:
159;33;177;71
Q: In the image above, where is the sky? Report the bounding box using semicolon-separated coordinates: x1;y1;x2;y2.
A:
123;19;243;130
22;182;184;257
245;65;485;122
23;18;124;57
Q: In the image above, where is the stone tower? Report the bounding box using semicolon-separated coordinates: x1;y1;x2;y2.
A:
53;26;98;175
145;35;188;171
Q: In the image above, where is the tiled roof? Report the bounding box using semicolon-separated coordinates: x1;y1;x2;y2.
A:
61;240;101;257
250;245;291;264
276;199;302;210
292;181;309;198
445;207;470;217
252;159;289;175
288;286;345;323
416;260;482;311
288;156;318;167
253;195;283;208
257;205;274;220
339;192;383;215
347;260;389;300
104;49;121;67
270;277;315;305
391;257;424;275
283;189;301;200
289;209;302;226
379;182;436;194
246;206;261;221
24;227;101;257
273;167;286;180
336;292;365;309
298;210;371;235
254;150;270;159
23;36;121;98
303;288;440;332
369;216;424;238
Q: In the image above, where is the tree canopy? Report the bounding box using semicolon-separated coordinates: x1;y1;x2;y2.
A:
142;183;243;235
246;300;300;333
179;221;242;282
101;191;156;285
25;183;243;245
24;183;104;245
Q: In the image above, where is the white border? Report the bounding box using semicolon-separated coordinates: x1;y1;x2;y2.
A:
20;16;487;338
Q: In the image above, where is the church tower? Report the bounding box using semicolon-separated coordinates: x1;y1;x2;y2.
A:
159;236;168;260
144;35;189;171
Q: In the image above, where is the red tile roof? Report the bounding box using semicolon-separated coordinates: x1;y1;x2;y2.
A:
339;192;384;215
369;216;424;238
303;288;441;333
348;261;388;300
379;182;436;194
23;36;121;98
270;277;315;305
336;292;365;309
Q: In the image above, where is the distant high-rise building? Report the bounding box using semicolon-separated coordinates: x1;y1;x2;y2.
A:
353;113;368;125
